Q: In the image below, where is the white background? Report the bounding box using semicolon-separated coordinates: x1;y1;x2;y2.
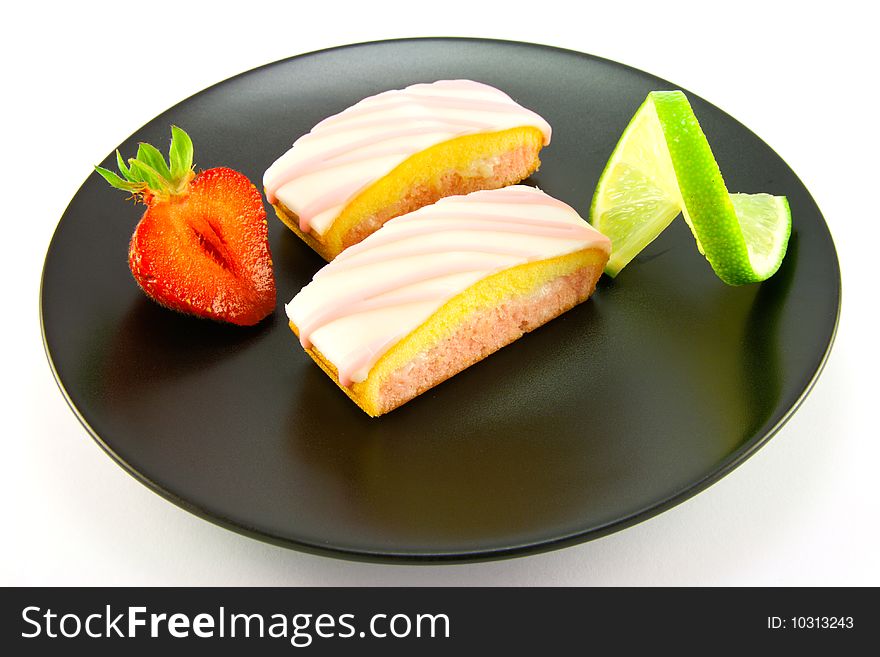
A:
4;0;877;585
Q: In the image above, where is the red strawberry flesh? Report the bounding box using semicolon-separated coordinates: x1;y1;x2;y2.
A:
128;167;276;326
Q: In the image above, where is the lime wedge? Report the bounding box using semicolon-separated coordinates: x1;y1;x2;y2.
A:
590;91;791;285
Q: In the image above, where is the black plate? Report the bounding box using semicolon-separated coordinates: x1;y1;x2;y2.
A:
41;38;840;562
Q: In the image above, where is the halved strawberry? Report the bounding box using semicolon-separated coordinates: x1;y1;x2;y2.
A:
96;127;276;326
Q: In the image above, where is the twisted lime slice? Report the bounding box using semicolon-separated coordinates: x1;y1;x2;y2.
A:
589;91;791;285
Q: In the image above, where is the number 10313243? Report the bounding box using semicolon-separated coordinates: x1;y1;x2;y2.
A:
768;617;854;629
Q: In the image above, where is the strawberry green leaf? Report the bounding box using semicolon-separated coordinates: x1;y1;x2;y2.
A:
95;166;143;193
115;150;136;182
169;125;194;181
137;142;172;181
125;162;145;183
128;159;168;195
96;125;196;201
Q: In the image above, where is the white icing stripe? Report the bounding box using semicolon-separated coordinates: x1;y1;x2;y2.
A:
286;186;610;386
263;80;552;236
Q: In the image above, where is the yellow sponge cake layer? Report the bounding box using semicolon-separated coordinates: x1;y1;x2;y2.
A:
264;80;552;260
285;186;611;416
273;126;543;260
292;249;606;416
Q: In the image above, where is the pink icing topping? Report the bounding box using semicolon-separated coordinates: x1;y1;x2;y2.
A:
297;257;494;349
263;80;553;234
286;186;610;386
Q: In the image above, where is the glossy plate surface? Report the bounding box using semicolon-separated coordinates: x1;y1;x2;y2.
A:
41;39;840;561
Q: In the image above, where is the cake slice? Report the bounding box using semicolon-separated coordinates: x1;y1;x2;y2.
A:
286;185;611;416
263;80;551;260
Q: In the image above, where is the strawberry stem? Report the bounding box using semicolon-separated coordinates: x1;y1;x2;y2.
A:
95;125;195;202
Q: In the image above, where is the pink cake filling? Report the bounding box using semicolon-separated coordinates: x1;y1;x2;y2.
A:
376;261;603;414
339;142;541;251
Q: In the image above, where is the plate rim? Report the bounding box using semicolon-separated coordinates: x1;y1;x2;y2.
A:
39;36;843;564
